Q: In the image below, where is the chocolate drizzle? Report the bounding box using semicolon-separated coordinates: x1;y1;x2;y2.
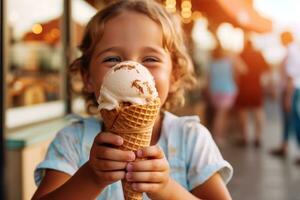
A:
131;80;144;94
144;81;153;95
114;64;139;73
131;80;154;96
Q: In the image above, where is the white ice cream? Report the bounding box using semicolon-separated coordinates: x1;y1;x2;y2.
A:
97;61;158;110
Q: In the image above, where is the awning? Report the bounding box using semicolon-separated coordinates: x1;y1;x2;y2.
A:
83;0;272;33
192;0;272;33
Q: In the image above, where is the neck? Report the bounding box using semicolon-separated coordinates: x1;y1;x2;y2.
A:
150;111;163;145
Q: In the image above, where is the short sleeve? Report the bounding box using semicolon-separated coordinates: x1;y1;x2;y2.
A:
34;122;83;186
184;122;233;190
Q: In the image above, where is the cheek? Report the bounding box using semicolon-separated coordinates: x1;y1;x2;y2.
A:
91;75;105;98
153;70;171;105
88;67;110;98
90;77;100;93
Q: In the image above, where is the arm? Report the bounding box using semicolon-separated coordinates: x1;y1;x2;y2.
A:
32;163;105;200
32;132;135;199
284;77;294;112
281;57;294;112
147;169;231;200
191;173;232;200
157;178;200;200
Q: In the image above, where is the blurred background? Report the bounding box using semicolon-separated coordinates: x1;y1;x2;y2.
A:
1;0;300;199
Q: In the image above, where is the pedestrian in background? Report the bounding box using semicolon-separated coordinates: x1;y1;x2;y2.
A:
234;40;269;147
271;31;300;165
208;43;247;145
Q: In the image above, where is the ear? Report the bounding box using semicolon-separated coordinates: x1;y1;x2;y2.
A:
82;70;94;93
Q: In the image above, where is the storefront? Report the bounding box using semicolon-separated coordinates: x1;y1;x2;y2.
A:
1;0;7;199
0;0;98;199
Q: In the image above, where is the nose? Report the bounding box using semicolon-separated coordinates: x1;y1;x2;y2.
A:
123;57;141;63
121;50;141;64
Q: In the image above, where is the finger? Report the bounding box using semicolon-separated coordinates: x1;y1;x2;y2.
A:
94;145;135;162
126;172;166;183
131;183;161;193
90;158;128;171
126;159;168;172
136;146;164;159
94;170;125;183
95;132;123;146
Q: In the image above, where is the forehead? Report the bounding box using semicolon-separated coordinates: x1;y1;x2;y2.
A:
98;10;164;47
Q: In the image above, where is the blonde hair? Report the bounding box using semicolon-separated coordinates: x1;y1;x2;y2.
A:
280;31;294;46
70;0;196;114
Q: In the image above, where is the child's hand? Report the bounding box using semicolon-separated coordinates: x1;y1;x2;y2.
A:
88;132;136;188
125;145;170;199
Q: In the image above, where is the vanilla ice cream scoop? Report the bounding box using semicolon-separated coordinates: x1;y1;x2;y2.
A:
97;61;158;110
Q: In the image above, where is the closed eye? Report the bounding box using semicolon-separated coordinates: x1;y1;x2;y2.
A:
102;56;122;63
143;56;160;63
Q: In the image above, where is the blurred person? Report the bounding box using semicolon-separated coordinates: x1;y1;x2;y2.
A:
235;40;269;147
271;31;300;164
208;44;247;145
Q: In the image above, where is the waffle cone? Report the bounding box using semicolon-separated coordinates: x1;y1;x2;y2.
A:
100;98;161;200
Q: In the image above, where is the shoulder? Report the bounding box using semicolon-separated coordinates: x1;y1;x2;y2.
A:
163;111;212;145
53;115;100;146
55;116;85;140
165;111;209;134
163;112;223;163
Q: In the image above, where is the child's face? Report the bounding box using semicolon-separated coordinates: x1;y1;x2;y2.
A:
84;10;173;106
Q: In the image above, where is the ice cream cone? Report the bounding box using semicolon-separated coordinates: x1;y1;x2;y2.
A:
100;98;161;200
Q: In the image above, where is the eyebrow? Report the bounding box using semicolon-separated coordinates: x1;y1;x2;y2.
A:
96;47;122;57
142;46;167;55
96;45;168;58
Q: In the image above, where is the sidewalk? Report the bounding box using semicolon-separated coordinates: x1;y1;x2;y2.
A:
222;99;300;200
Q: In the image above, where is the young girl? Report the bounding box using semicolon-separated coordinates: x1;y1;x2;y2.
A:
209;43;246;145
32;1;233;199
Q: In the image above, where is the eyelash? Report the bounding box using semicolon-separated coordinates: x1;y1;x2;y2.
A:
143;56;159;62
102;56;160;63
102;56;121;63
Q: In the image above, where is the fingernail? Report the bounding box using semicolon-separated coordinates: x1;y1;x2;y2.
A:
127;163;133;171
129;152;135;161
117;138;123;145
126;173;132;181
132;183;138;191
137;150;143;157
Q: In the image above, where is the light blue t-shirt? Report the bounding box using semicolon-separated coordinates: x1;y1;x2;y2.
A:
209;58;237;95
35;112;233;199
